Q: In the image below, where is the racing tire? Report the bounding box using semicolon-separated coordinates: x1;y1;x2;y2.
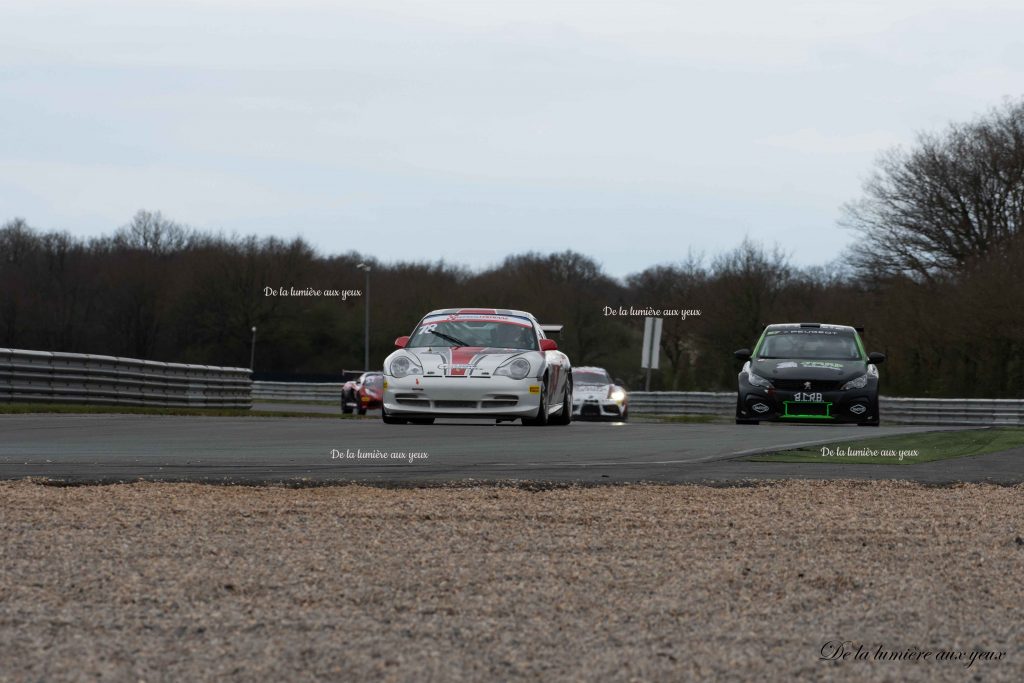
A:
381;403;407;425
735;396;758;425
620;408;629;422
550;382;572;426
409;418;435;425
858;402;881;426
341;391;353;414
357;406;367;416
521;380;549;426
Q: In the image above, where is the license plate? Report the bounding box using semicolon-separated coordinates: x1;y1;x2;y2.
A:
784;401;832;417
793;392;823;401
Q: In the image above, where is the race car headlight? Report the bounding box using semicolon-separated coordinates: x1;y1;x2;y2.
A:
494;357;532;380
389;355;422;379
841;373;869;390
609;389;626;402
746;371;773;389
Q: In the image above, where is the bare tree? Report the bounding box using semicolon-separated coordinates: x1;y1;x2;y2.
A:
842;99;1024;279
113;210;196;255
626;255;708;390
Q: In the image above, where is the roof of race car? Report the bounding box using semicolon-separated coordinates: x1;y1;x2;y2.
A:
425;308;537;320
765;323;858;333
572;366;611;374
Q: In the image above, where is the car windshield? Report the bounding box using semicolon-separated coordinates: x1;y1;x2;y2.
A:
363;374;383;390
573;370;611;385
758;330;862;360
407;317;538;350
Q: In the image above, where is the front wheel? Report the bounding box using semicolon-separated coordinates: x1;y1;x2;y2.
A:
858;402;881;426
381;403;407;425
735;396;758;425
521;380;549;426
341;392;353;414
550;382;572;426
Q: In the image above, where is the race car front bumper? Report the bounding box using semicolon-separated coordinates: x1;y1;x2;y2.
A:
572;398;626;419
382;375;543;418
358;394;382;409
737;383;879;423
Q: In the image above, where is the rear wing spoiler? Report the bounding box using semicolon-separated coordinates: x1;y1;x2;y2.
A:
340;369;368;381
540;324;563;335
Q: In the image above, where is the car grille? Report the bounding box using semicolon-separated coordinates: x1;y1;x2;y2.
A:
773;379;843;391
434;400;478;409
395;398;430;408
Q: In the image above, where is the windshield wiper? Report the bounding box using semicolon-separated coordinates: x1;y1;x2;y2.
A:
427;329;472;347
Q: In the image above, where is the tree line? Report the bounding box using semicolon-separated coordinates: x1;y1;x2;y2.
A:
2;101;1022;397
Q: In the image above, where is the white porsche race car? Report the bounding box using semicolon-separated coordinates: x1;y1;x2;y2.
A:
571;366;628;421
381;308;573;426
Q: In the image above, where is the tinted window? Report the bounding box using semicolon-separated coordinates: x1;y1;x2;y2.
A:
407;315;538;350
573;370;612;385
758;330;861;360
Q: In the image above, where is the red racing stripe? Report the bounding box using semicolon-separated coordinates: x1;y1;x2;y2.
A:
448;346;483;376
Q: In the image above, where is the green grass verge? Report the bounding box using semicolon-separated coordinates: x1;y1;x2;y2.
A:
748;428;1024;464
0;403;362;419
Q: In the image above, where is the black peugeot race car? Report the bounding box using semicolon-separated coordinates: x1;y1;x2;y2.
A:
734;323;886;426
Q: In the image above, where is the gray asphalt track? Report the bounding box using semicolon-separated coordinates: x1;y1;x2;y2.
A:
1;414;1020;484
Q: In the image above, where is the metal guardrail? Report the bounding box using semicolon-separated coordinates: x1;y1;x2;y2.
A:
251;383;1024;426
5;343;1019;424
628;392;1024;426
0;348;252;408
253;381;346;402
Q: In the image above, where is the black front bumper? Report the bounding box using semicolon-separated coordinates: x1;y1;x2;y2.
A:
737;384;879;424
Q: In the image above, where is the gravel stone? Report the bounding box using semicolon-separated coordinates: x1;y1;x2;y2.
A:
1;480;1021;682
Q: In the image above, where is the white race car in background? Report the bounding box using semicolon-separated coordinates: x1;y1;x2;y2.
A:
381;308;573;426
571;366;628;421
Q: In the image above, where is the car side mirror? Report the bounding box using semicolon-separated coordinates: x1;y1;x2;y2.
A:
868;351;886;364
394;336;409;349
734;348;751;361
540;339;558;352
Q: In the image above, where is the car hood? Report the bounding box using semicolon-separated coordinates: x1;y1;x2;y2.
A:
751;358;868;383
404;347;536;377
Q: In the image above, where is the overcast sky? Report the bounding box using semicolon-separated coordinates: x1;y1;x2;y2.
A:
1;1;1021;276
